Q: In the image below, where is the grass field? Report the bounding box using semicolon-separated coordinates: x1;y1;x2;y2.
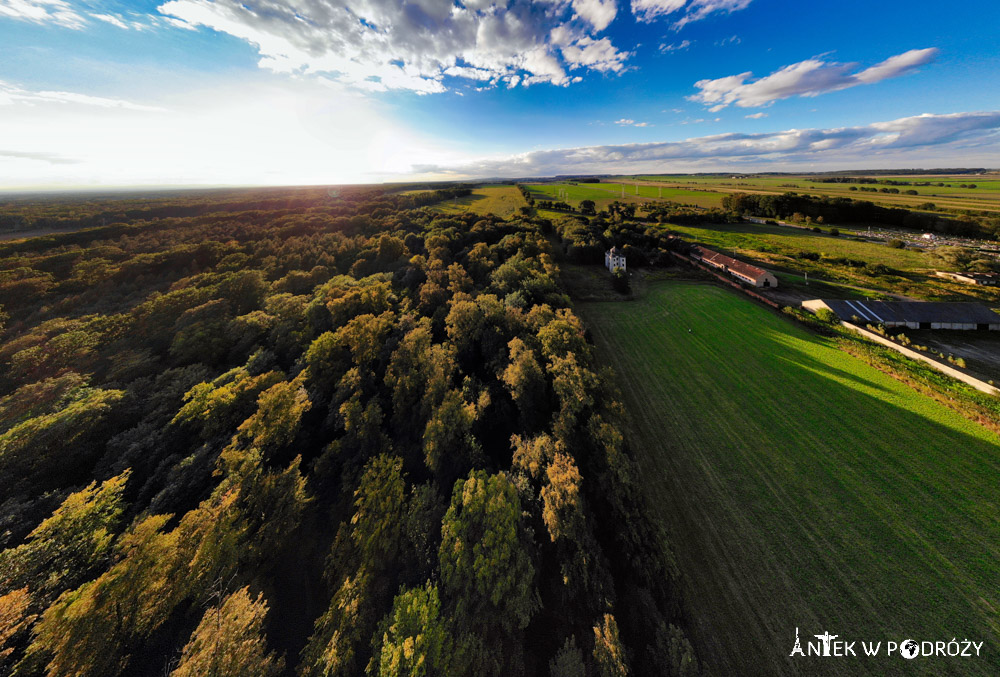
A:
664;221;1000;302
431;184;526;218
576;282;1000;676
669;222;933;270
524;182;725;210
628;174;1000;213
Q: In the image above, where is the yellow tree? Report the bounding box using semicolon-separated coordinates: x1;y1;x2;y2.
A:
171;587;282;677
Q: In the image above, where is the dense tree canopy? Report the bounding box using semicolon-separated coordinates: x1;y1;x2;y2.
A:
0;185;696;676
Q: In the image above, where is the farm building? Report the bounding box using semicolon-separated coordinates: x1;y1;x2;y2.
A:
690;245;778;288
935;271;999;286
605;246;626;272
803;299;1000;330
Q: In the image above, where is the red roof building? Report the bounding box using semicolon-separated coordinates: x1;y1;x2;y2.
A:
691;246;778;288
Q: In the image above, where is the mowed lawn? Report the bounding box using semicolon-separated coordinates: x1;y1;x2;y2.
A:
577;282;1000;676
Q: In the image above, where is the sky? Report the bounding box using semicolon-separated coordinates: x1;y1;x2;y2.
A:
1;0;999;189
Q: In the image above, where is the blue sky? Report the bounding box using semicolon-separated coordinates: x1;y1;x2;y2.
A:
1;0;999;187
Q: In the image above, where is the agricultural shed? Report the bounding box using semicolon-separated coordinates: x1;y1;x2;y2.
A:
935;271;999;286
690;245;778;288
803;299;1000;330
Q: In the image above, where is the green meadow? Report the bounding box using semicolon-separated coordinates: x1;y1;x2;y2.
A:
576;282;1000;676
430;184;527;218
629;174;1000;213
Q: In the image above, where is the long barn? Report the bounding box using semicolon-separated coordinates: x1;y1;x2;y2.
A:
690;245;778;288
803;299;1000;330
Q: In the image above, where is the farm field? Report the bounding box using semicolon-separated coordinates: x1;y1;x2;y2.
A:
576;282;1000;676
669;221;932;271
627;174;1000;213
524;182;724;210
665;221;1000;302
430;184;526;218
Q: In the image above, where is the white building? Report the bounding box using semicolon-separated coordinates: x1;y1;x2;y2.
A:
605;246;626;272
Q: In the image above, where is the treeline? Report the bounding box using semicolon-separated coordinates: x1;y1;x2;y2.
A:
516;184;535;207
550;205;691;267
0;188;697;676
722;191;1000;239
0;185;473;234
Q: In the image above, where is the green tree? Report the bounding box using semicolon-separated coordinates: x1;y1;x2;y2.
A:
351;455;407;569
422;390;482;484
369;583;460;677
549;636;586;677
501;337;547;430
0;386;124;494
0;470;130;605
231;376;311;455
612;269;630;294
439;471;537;676
580;200;596;215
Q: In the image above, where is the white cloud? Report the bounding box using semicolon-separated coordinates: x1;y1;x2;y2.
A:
0;0;85;28
571;0;617;32
615;118;651;127
90;11;149;30
416;111;1000;177
690;47;939;111
659;39;692;53
91;12;128;29
156;0;632;93
0;81;165;111
745;112;767;119
562;36;630;73
632;0;752;27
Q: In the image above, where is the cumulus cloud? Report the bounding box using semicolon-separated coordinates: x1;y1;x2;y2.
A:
632;0;753;27
0;81;164;111
415;111;1000;177
691;47;939;111
156;0;632;93
0;0;85;28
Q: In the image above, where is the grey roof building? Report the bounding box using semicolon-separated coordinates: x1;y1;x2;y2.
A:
803;299;1000;330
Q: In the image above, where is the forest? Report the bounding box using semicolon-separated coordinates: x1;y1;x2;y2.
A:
0;186;697;676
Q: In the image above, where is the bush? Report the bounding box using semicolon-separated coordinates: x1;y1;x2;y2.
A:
886;239;905;249
829;228;840;237
611;268;630;294
815;307;838;324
